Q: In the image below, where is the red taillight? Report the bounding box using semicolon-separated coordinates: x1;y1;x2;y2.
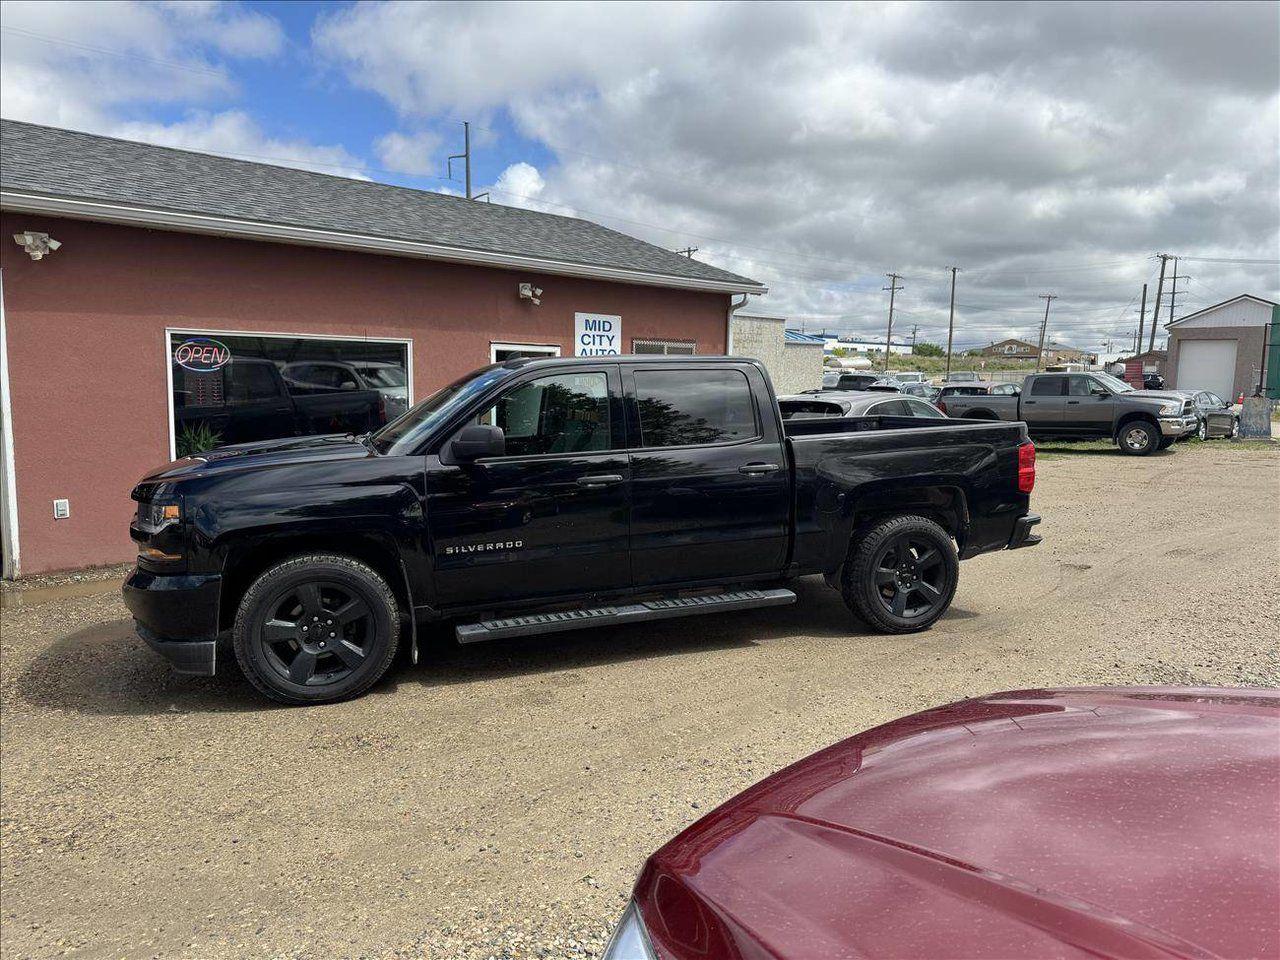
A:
1018;441;1036;493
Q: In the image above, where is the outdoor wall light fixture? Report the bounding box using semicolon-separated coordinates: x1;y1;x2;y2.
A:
12;231;61;261
518;282;543;306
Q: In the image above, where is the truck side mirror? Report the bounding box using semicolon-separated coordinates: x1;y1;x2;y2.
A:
450;424;505;461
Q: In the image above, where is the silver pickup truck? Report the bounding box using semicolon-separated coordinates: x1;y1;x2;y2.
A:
939;371;1198;455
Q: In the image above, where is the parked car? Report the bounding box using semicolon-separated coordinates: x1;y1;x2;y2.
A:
933;381;1019;414
1184;389;1240;439
603;686;1280;960
893;371;925;384
937;371;1197;455
901;382;941;402
127;356;1041;704
777;391;946;421
820;371;895;391
943;370;981;382
1143;373;1166;390
172;357;388;455
282;360;410;419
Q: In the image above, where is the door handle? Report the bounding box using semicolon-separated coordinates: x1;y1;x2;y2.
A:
1066;400;1080;404
738;462;781;475
576;474;624;488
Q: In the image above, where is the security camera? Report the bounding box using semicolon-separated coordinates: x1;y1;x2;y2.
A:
518;282;542;306
12;231;61;260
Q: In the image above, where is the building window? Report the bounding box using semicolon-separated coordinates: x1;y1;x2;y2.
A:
491;342;561;363
633;338;696;355
168;331;410;459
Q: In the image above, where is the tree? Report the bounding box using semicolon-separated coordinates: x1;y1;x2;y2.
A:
914;341;944;357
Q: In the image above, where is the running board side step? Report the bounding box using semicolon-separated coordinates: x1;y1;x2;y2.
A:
455;588;797;643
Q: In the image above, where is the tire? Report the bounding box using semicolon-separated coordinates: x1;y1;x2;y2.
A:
1117;419;1160;456
233;554;400;705
842;515;959;634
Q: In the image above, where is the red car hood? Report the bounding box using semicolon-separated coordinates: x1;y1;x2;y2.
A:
637;687;1280;960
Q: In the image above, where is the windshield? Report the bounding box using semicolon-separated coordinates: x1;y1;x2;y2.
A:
1091;371;1134;393
355;365;407;387
370;365;512;454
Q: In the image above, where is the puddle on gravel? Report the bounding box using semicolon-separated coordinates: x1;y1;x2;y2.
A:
0;577;125;611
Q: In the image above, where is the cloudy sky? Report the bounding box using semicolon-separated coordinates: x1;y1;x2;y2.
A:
2;0;1277;355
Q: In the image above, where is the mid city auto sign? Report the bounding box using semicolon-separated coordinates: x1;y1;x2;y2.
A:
574;313;622;356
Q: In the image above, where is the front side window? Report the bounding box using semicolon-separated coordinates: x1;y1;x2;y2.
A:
477;372;611;456
634;369;757;447
1067;376;1095;397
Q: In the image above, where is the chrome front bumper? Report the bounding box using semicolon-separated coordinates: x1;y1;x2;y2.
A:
1158;415;1197;437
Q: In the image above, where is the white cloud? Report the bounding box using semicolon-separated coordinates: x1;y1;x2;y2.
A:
374;129;443;177
316;0;1280;350
492;162;548;209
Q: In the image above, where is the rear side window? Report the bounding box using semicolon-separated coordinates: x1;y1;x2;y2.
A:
869;399;911;416
990;383;1018;396
1030;377;1065;396
228;364;280;403
633;369;757;447
903;398;945;418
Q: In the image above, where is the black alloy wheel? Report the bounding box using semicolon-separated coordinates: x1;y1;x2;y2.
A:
258;580;374;687
233;554;400;705
842;514;959;633
872;534;947;619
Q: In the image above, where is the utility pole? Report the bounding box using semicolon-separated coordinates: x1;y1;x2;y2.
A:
1167;257;1180;326
674;247;699;258
910;324;919;348
1149;254;1170;352
944;266;959;379
882;273;904;372
1035;294;1057;372
447;121;488;200
1137;282;1148;354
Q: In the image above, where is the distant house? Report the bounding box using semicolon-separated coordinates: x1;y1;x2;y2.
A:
979;338;1039;359
977;338;1096;364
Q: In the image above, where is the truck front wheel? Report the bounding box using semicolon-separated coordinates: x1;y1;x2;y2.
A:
1117;420;1160;456
842;515;959;634
232;554;400;705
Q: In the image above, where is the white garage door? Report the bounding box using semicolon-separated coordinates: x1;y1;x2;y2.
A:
1177;339;1237;400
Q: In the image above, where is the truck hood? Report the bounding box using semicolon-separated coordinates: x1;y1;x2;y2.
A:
1124;390;1187;405
136;433;373;485
637;688;1280;960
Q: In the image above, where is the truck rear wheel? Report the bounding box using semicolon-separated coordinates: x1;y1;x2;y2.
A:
1117;420;1160;456
842;515;958;634
232;554;400;705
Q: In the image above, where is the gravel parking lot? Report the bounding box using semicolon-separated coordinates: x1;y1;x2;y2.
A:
3;443;1278;960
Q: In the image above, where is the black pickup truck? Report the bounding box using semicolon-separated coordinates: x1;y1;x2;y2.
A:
126;356;1042;705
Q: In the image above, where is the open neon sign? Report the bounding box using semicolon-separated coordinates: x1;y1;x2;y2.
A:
174;338;232;372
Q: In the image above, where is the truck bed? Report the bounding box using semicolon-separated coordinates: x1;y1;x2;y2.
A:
784;415;1031;569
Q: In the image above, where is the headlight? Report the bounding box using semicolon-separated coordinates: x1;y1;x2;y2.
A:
138;500;181;530
602;901;657;960
1158;403;1179;416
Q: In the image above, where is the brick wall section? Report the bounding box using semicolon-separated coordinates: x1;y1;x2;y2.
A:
0;213;731;574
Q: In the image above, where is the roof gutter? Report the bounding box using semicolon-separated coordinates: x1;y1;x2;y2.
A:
0;190;769;297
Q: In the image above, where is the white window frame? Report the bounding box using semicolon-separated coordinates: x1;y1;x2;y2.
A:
489;342;561;363
164;327;414;462
632;338;696;355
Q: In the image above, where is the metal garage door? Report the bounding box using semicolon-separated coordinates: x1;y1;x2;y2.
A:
1177;339;1237;399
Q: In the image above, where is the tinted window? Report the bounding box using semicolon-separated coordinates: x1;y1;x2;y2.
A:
228;363;280;403
634;369;757;447
779;400;846;420
903;398;946;418
478;372;611;456
869;398;911;416
1030;377;1065;396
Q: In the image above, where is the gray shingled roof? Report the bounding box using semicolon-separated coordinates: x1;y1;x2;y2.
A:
0;119;763;292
